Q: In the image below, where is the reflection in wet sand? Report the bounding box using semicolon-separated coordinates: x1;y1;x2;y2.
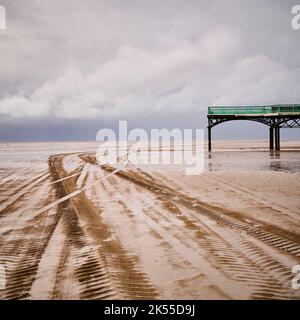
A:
207;150;300;173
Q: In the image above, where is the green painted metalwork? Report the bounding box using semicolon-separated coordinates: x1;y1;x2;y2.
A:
208;105;300;115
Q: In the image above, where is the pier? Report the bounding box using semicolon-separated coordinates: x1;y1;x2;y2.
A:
207;105;300;151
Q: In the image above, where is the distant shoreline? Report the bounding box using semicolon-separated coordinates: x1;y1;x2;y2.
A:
0;139;299;144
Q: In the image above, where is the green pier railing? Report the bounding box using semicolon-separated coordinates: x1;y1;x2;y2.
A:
208;104;300;115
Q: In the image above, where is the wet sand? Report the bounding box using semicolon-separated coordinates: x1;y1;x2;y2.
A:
0;140;299;299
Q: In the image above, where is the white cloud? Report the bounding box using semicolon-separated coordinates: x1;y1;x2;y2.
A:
0;0;299;124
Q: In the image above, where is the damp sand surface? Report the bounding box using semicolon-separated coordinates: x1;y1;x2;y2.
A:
0;140;299;299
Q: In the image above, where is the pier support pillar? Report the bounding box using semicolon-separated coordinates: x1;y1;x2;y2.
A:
269;127;274;150
208;127;212;152
275;127;280;151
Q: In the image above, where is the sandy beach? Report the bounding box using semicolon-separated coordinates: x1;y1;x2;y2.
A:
0;140;299;299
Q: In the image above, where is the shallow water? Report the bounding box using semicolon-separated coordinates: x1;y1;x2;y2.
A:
206;150;300;173
0;141;299;173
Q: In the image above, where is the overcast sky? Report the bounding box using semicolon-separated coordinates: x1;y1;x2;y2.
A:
0;0;299;141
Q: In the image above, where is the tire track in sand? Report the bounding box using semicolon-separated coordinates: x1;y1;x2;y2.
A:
49;154;157;300
80;153;300;299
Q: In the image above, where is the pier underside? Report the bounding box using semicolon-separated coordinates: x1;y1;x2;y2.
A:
207;106;300;151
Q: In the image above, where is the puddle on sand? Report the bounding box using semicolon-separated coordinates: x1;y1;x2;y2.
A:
206;151;300;173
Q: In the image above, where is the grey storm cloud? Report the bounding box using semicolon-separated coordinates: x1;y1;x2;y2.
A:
0;0;299;138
